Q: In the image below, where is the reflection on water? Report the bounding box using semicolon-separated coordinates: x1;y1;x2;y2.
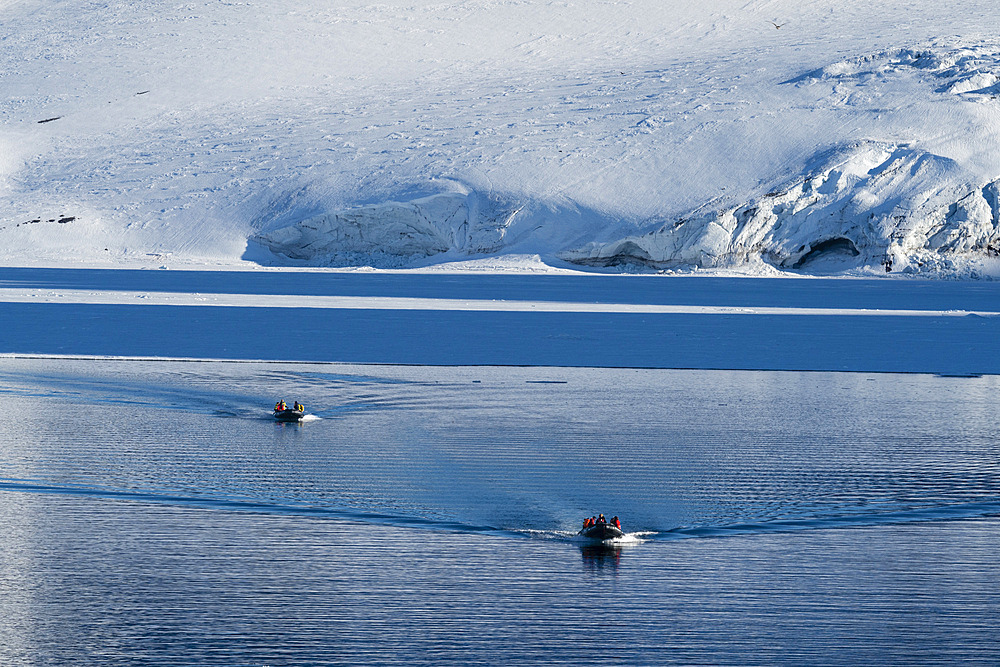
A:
1;359;999;665
580;545;622;573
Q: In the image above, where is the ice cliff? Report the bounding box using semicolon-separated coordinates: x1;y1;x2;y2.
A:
563;140;1000;274
252;192;522;268
253;138;1000;275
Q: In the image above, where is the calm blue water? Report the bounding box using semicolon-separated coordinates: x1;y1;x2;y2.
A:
1;359;998;665
5;269;1000;375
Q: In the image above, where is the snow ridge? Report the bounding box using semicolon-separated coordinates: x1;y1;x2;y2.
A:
561;141;1000;274
788;45;1000;99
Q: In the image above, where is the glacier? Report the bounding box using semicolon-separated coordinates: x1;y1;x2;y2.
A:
3;2;1000;277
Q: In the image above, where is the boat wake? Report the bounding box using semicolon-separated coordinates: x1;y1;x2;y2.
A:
0;478;509;536
3;476;997;544
650;501;1000;541
515;528;650;547
570;532;645;547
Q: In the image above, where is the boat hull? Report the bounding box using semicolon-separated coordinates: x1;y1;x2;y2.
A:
273;409;305;422
577;524;624;540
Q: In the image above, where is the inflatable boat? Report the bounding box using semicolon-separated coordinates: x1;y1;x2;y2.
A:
577;523;625;541
273;408;305;422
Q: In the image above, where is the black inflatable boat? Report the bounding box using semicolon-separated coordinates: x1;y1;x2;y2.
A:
577;523;625;540
273;409;305;422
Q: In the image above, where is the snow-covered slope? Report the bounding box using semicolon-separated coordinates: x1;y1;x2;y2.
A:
3;1;1000;275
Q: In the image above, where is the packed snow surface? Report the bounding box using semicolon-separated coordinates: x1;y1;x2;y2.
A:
3;0;1000;276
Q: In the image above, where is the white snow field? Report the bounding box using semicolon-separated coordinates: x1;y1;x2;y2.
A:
3;0;1000;275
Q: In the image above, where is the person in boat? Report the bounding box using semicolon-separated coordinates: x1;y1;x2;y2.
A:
293;401;304;412
596;514;606;524
275;400;287;411
611;516;621;530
